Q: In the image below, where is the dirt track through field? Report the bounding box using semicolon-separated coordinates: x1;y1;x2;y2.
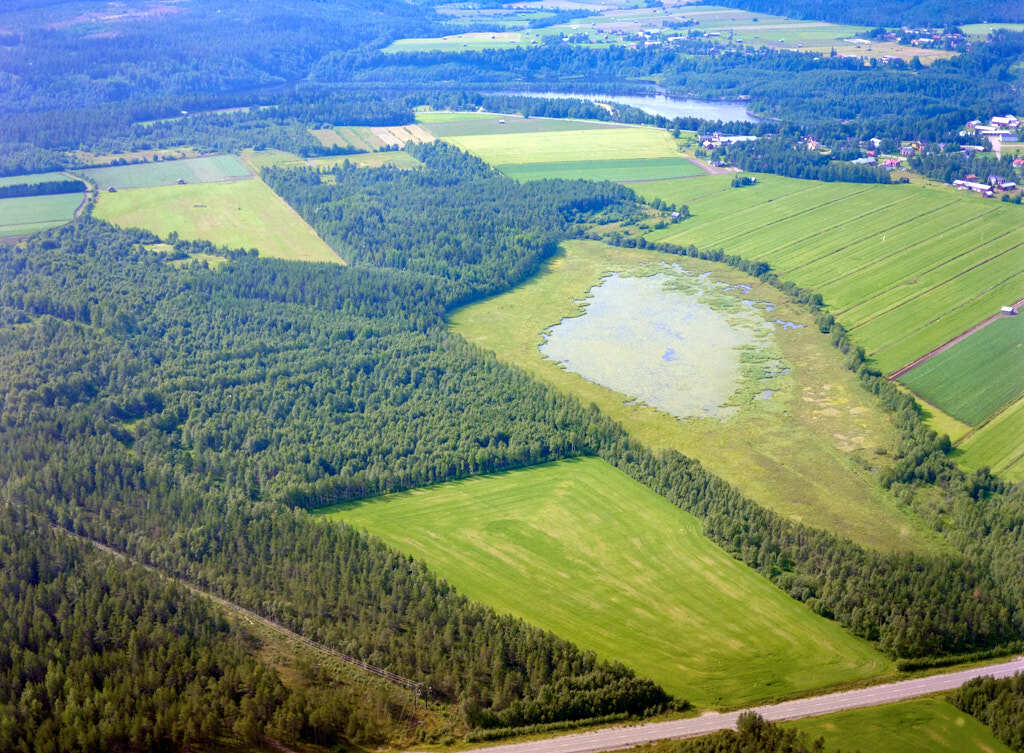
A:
887;296;1024;379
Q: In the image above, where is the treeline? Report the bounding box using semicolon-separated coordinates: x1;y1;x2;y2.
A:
910;149;1024;184
715;0;1023;26
715;137;893;182
0;505;420;752
952;674;1024;752
650;712;838;753
0;179;86;199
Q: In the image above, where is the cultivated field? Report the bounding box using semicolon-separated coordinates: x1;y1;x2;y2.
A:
0;171;73;186
312;125;433;151
419;113;620;138
78;154;251;190
501;156;704;182
443;126;680;165
451;240;943;553
384;31;526;52
241;148;421;171
0;192;83;237
899;316;1024;425
318;458;891;708
786;696;1013;753
94;179;342;264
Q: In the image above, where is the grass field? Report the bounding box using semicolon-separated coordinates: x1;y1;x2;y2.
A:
420;114;619;138
443;126;679;165
94;179;342;264
318;458;891;708
0;171;73;187
787;696;1013;753
384;31;527;52
241;149;421;172
958;394;1024;481
899;316;1024;425
0;192;83;237
501;156;705;182
451;240;944;553
78;154;251;190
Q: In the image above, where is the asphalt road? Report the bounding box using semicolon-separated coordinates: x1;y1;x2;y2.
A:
459;658;1024;753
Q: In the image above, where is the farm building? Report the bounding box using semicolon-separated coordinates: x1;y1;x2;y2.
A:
952;179;994;197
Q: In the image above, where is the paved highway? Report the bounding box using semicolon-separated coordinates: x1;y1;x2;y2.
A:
457;657;1024;753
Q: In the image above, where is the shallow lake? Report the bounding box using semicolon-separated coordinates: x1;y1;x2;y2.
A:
539;270;783;419
515;90;759;122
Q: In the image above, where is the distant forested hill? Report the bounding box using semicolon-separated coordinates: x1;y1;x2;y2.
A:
715;0;1024;26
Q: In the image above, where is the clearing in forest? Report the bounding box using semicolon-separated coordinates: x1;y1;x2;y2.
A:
0;192;84;238
450;240;944;553
318;457;891;708
443;126;680;166
786;696;1013;753
94;179;342;264
77;154;251;190
417;112;621;138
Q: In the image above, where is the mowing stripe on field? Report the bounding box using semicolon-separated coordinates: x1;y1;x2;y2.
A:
811;206;1006;302
751;193;920;265
841;239;1022;327
682;186;871;249
779;197;962;277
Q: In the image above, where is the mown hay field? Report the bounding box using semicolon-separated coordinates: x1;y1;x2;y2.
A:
450;240;944;554
0;193;83;237
318;457;891;708
501;156;704;182
419;114;620;138
78;154;251;190
899;316;1024;425
94;179;342;264
786;696;1013;753
443;126;680;165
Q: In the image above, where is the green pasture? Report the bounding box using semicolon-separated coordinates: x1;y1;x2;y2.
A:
501;156;705;182
311;152;421;169
786;696;1013;753
0;193;83;238
899;316;1024;425
421;115;618;138
414;111;498;123
78;154;251;190
442;126;679;165
318;458;891;708
959;395;1024;481
962;22;1024;37
94;179;342;265
0;171;73;187
450;240;943;554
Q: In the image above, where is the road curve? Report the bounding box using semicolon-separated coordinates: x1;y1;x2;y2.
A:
454;658;1024;753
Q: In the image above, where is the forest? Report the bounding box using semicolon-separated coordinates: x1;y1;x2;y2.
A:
716;0;1024;26
952;674;1024;752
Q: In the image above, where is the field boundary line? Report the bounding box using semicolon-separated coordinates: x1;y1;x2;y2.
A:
951;368;1024;447
867;271;1024;361
668;180;822;237
809;205;1003;294
886;295;1024;380
778;197;960;276
841;239;1022;329
756;193;920;267
49;524;430;696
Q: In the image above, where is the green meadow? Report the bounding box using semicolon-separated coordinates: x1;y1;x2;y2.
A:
420;115;618;138
78;154;251;190
899;316;1024;425
318;458;891;708
94;179;342;264
450;240;943;553
787;696;1013;753
443;126;680;165
0;171;74;186
501;156;704;182
0;192;83;237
